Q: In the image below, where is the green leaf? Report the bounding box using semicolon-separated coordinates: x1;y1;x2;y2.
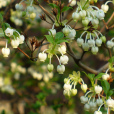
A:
94;73;105;80
101;80;110;95
56;39;68;44
108;56;114;63
0;28;4;37
49;3;58;8
4;23;10;28
45;35;54;44
61;6;72;12
55;32;64;39
107;90;113;98
0;13;3;22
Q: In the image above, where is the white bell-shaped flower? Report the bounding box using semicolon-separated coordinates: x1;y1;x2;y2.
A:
96;99;103;106
82;19;89;26
101;4;109;13
57;65;65;74
63;27;70;36
88;39;95;47
48;29;56;37
71;89;77;96
102;73;110;80
106;99;114;108
80;96;88;104
64;83;72;90
18;35;25;44
38;52;47;62
107;41;114;48
89;102;97;108
95;85;102;94
77;38;84;46
11;39;20;48
82;43;89;51
27;6;34;13
2;47;10;57
69;0;76;7
67;29;76;39
96;39;102;47
5;28;13;37
72;12;80;21
97;9;105;20
91;18;99;26
60;55;69;65
81;84;87;93
79;10;86;18
58;45;66;54
84;103;90;111
91;46;99;55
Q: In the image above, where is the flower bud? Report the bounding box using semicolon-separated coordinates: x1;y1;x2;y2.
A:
84;104;90;111
91;46;98;55
64;84;71;90
48;29;56;37
30;13;36;19
102;73;110;80
106;99;114;108
82;43;89;51
82;19;89;26
11;39;20;48
97;9;105;20
60;55;69;65
2;47;10;57
91;18;99;26
80;96;88;104
38;52;47;62
96;39;102;47
5;28;13;37
96;99;103;106
88;39;95;47
57;65;65;74
100;36;106;43
18;35;25;44
77;38;84;46
81;84;87;93
47;64;54;72
64;78;69;84
72;12;80;21
89;102;97;108
79;10;86;18
63;27;70;36
94;111;102;114
58;45;66;54
101;4;109;13
71;89;77;96
27;6;34;13
95;85;102;94
67;29;76;40
69;0;76;7
107;41;114;48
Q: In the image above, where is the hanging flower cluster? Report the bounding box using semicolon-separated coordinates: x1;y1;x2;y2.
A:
1;28;25;57
63;71;88;97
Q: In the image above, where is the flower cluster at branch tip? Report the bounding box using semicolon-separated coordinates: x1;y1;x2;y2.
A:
15;0;39;20
28;65;54;82
63;71;88;97
0;0;10;8
38;44;69;74
1;28;25;57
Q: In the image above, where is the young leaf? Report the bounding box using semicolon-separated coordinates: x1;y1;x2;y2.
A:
62;6;72;12
108;56;114;63
45;35;54;44
101;80;110;95
56;39;68;44
55;32;64;39
49;3;58;8
0;13;3;22
94;73;105;80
